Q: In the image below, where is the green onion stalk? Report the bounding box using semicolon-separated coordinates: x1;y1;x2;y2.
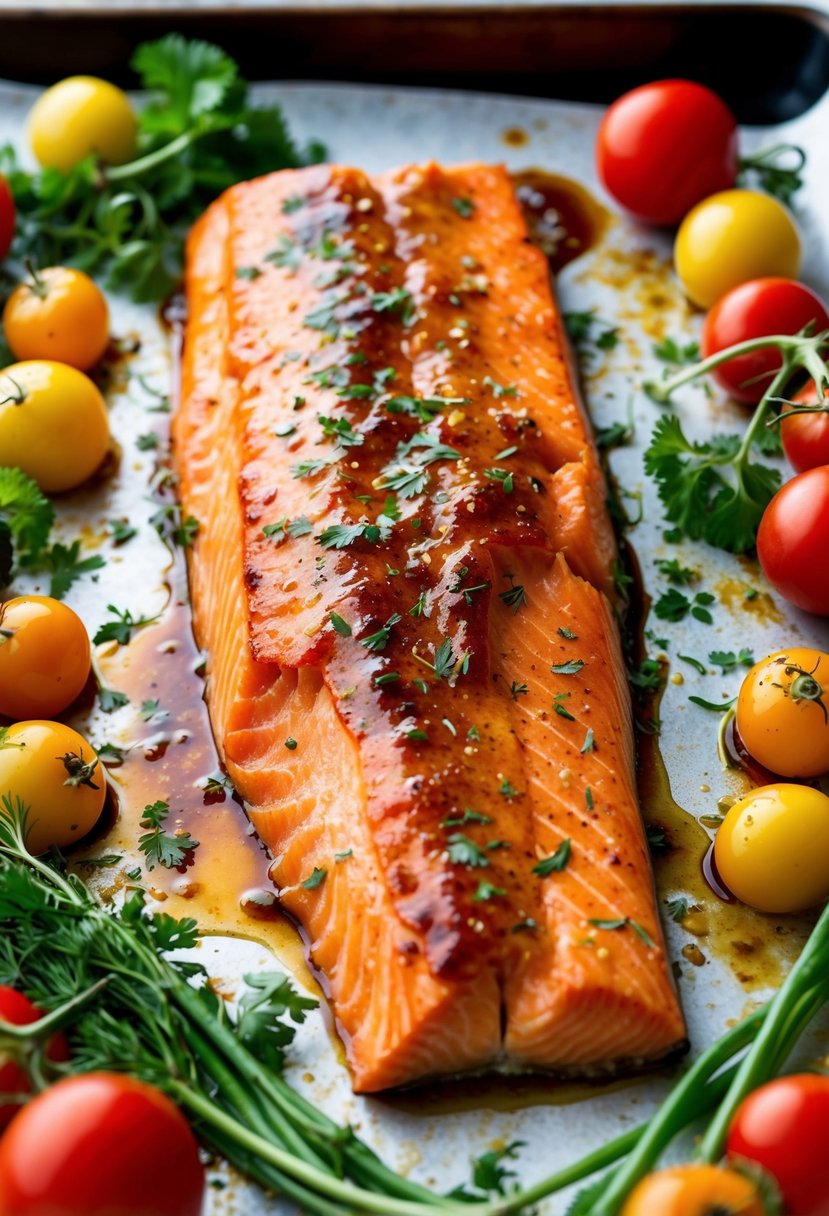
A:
2;802;829;1216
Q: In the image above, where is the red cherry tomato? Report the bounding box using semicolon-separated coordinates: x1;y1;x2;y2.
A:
781;379;829;472
727;1074;829;1215
757;466;829;615
0;177;15;261
0;1073;204;1216
0;986;68;1130
701;278;829;403
596;79;738;226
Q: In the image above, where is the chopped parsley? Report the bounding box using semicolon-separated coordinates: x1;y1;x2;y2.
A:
473;881;507;902
654;588;716;625
360;613;401;653
451;196;475;218
301;867;327;890
447;833;490;868
551;659;585;676
532;839;571;877
139;801;200;871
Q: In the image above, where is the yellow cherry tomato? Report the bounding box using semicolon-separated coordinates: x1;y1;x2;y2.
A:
0;360;109;493
674;189;801;308
621;1164;764;1216
4;267;109;371
0;597;91;719
0;720;105;855
736;647;829;778
714;783;829;913
27;76;136;173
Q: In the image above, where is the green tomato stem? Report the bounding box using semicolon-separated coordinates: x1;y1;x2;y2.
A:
0;978;109;1044
734;361;794;471
643;335;809;404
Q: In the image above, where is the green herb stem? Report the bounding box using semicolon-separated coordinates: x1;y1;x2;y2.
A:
583;1006;767;1216
172;1082;470;1216
105;129;202;182
697;901;829;1163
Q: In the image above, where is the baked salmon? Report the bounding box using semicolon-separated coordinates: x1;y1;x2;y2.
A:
175;161;686;1092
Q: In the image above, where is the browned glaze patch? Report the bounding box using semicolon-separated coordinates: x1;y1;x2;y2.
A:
512;170;609;273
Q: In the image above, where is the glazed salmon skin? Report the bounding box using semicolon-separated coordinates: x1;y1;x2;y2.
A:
175;160;686;1091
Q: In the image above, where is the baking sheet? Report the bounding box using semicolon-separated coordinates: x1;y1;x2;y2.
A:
4;72;829;1213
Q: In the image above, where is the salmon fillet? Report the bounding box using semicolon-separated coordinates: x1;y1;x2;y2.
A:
175;161;686;1092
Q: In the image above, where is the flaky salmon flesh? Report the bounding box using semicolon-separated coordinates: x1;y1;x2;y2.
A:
175;161;686;1092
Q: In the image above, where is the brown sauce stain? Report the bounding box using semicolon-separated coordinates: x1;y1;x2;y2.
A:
638;720;813;993
512;170;609;273
502;126;529;148
381;1068;653;1117
75;561;317;997
715;573;783;625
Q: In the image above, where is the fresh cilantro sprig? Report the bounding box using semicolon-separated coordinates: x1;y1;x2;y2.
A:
644;329;829;553
0;467;54;584
1;35;321;301
138;799;200;870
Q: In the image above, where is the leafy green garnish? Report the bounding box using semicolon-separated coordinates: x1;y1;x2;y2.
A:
0;467;54;583
644;415;780;554
654;588;716;625
2;34;319;302
533;840;571;877
37;541;106;600
93;604;160;647
138;800;200;870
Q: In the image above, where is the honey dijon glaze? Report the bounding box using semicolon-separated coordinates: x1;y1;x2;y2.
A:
173;160;684;1092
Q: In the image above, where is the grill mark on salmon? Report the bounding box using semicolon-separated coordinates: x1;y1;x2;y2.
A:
175;160;686;1091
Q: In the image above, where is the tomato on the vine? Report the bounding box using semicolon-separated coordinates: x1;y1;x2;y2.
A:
4;267;110;371
27;77;137;173
714;783;829;913
0;986;69;1131
620;1163;765;1216
701;278;829;403
0;720;106;855
736;648;829;778
781;379;829;472
757;466;829;615
0;360;110;494
0;596;91;720
727;1075;829;1216
595;80;738;226
0;1073;204;1216
674;190;801;308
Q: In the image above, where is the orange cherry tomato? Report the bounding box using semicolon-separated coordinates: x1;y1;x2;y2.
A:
0;596;91;719
621;1164;765;1216
3;267;109;371
736;647;829;778
0;720;105;855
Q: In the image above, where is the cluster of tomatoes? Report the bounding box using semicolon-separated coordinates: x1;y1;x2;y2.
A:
600;82;829;1216
598;79;829;617
0;82;202;1216
0;73;142;494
